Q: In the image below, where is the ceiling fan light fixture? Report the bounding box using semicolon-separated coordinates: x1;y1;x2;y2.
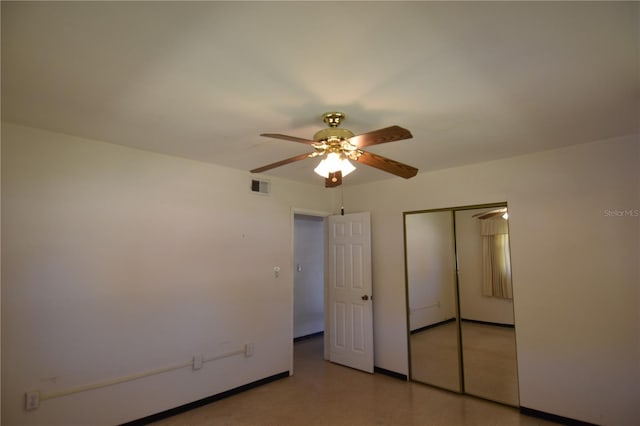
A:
340;158;356;176
314;152;355;178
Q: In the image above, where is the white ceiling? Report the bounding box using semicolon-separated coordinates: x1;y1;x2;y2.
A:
2;1;638;186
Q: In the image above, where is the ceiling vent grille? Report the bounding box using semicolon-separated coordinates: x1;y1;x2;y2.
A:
250;179;270;195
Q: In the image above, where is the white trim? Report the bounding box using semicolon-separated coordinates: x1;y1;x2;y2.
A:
291;208;331;218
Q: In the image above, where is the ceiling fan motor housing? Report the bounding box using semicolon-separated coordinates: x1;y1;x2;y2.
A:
312;128;361;160
313;127;354;143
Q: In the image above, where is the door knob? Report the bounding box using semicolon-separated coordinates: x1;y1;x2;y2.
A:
361;295;369;301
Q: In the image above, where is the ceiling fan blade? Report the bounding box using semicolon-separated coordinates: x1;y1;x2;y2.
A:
250;152;313;174
476;212;505;220
356;151;418;179
260;133;316;145
325;171;342;188
348;126;413;148
473;208;507;219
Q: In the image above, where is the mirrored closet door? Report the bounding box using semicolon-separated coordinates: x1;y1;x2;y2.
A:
404;204;519;406
404;210;460;392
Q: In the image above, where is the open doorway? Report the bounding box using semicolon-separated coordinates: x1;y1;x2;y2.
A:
292;211;375;375
293;214;325;341
293;213;326;371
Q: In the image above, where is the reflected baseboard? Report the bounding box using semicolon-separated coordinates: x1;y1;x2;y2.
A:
410;318;456;334
461;318;515;328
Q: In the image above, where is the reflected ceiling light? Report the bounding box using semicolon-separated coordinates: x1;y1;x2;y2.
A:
502;212;509;220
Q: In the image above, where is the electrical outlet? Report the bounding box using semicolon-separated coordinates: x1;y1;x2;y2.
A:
244;343;254;357
25;391;39;411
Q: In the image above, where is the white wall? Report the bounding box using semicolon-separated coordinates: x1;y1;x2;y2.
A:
1;123;334;426
405;211;456;331
341;134;639;426
3;122;638;426
293;214;324;338
455;208;515;325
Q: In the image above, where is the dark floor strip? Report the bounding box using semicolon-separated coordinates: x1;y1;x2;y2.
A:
293;331;324;342
121;371;290;425
374;366;408;381
520;406;600;426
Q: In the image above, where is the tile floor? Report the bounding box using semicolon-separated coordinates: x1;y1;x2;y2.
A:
152;336;558;425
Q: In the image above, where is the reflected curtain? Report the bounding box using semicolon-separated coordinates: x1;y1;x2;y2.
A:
481;218;512;299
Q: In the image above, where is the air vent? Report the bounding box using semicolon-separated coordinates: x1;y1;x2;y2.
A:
250;179;270;195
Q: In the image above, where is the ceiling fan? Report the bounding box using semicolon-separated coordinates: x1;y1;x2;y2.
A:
473;208;509;220
250;112;418;187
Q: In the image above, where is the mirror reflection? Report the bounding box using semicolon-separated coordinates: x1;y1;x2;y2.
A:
405;204;519;406
456;207;518;405
405;211;460;392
